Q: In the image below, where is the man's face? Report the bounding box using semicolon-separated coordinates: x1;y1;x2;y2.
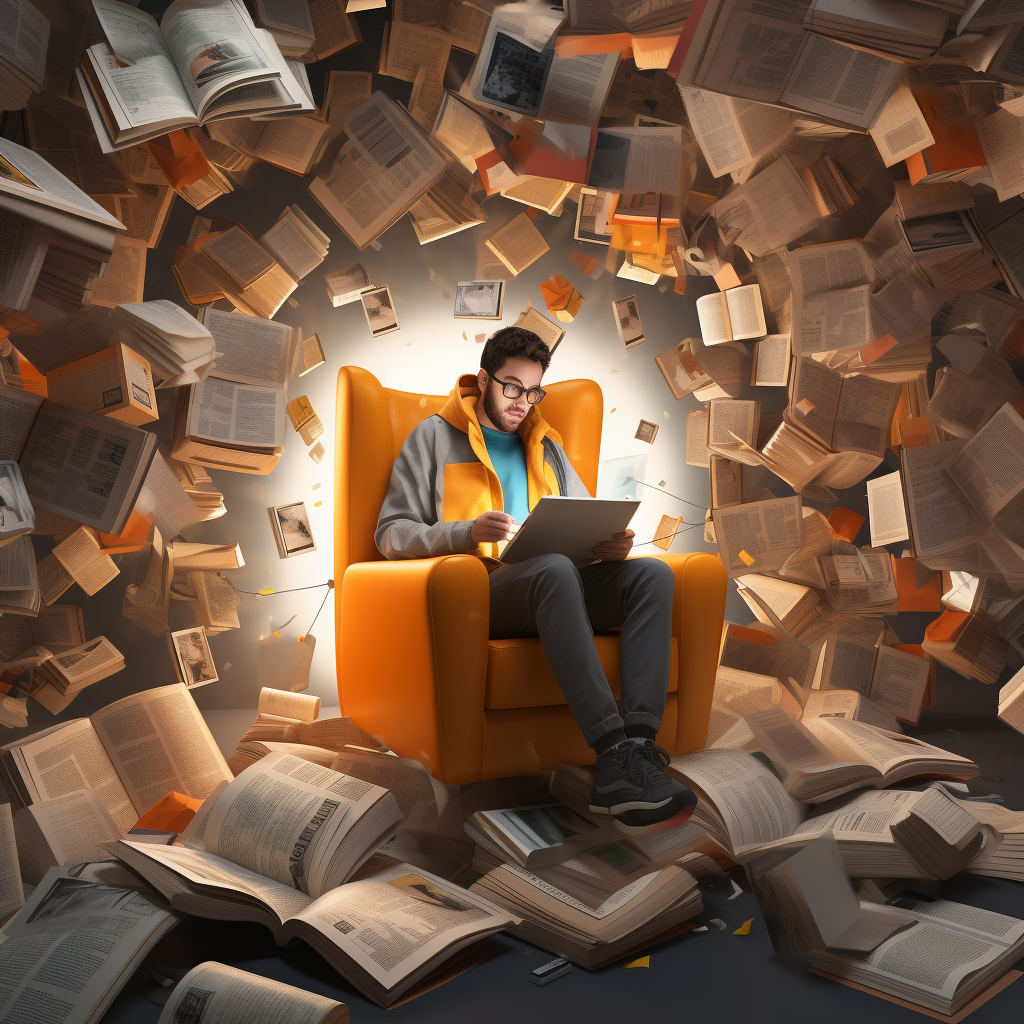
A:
478;356;544;433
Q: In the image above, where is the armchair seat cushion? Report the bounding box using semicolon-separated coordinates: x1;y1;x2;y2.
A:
484;636;679;710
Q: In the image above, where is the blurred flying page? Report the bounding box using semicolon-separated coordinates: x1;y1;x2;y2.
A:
499;496;640;565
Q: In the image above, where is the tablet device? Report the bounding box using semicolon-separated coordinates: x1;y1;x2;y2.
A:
499;495;640;564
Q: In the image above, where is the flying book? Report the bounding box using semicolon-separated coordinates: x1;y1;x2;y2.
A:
76;0;314;151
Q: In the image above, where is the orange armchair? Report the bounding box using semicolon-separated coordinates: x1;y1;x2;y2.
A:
334;366;726;784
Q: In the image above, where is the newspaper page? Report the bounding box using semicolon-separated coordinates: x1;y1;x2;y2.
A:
713;495;804;577
293;860;514;997
0;863;179;1024
187;376;286;447
156;962;346;1024
90;683;233;816
18;402;155;533
8;718;137;833
201;307;292;387
309;91;446;248
668;748;805;854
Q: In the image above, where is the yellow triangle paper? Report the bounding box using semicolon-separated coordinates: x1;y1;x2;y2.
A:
623;956;650;968
733;919;754;935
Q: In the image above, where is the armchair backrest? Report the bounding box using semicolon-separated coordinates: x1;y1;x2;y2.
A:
334;366;603;575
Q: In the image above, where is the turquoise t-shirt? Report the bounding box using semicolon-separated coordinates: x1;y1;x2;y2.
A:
481;425;530;524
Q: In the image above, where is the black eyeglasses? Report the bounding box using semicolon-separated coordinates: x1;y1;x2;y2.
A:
491;374;546;404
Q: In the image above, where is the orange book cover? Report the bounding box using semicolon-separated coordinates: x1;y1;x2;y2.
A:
893;557;942;612
906;83;986;182
925;610;969;644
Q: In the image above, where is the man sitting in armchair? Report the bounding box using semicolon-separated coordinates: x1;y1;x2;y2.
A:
375;326;697;826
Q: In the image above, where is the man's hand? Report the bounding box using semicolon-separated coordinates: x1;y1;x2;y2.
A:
472;510;517;543
592;529;634;561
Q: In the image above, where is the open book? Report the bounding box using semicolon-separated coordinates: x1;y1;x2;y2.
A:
0;683;232;835
812;893;1024;1016
108;829;514;1006
78;0;313;151
697;284;766;344
742;706;979;803
668;747;986;879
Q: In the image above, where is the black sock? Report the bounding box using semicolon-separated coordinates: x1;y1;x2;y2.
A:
594;727;627;755
624;723;657;742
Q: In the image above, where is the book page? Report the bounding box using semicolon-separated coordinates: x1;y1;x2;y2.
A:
833;375;900;456
712;495;804;577
679;87;751;178
260;209;325;280
156;962;345;1024
203;227;275;288
976;108;1024;203
538;50;618;127
589;127;681;194
0;383;43;461
869;80;934;167
12;719;137;832
256;0;313;35
668;748;805;853
0;0;48;87
725;284;766;340
781;35;901;128
52;527;119;596
298;860;513;992
91;683;233;816
18;791;121;871
309;92;446;249
18;401;153;533
797;284;871;355
48;636;122;686
870;645;929;723
866;471;910;547
204;751;393;897
807;717;968;774
698;0;808;103
89;0;196;127
254;116;331;175
0;802;23;921
161;0;280;115
0;863;175;1024
187;376;286;447
745;705;850;776
753;335;790;386
944;404;1024;536
84;234;147;307
685;408;710;467
258;687;321;721
709;398;757;450
902;440;975;560
309;0;359;58
201;308;292;388
696;292;731;344
790;357;841;447
485;212;550;275
790;241;872;298
711;155;820;256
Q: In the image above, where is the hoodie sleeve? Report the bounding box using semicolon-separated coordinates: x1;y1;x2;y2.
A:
546;437;592;498
375;418;476;559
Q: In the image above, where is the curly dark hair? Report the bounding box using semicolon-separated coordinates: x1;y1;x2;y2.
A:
480;326;551;377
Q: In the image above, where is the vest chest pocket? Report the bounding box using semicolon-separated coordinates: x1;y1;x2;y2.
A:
443;462;492;522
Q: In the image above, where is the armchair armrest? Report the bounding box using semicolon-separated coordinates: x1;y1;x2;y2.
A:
337;555;490;784
643;551;726;754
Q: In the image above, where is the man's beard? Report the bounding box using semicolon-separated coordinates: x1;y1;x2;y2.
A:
483;383;521;432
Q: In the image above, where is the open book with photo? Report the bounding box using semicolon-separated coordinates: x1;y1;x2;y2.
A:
106;753;514;1007
77;0;314;152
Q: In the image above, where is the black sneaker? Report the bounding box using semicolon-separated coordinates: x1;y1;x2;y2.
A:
589;740;698;827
